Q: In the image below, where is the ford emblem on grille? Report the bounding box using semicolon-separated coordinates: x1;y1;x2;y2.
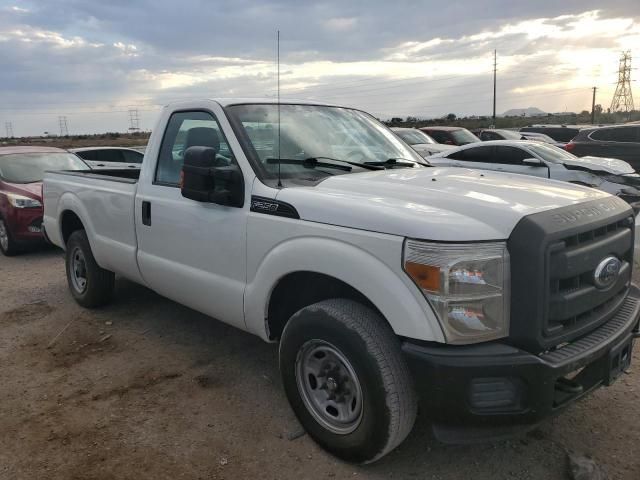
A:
593;256;622;289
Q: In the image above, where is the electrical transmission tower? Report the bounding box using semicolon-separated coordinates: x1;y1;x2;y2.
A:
58;116;69;136
5;122;14;138
128;109;140;132
610;51;634;113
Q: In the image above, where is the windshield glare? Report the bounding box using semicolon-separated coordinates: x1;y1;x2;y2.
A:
0;153;89;183
527;144;576;163
396;129;436;145
226;104;424;183
452;129;480;145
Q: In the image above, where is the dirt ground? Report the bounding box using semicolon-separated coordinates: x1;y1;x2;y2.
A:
1;249;639;480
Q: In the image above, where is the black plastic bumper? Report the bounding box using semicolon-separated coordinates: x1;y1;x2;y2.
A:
402;289;640;444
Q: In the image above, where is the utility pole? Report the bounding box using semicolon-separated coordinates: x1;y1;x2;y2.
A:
610;51;634;116
128;109;140;132
591;87;597;124
492;49;497;126
58;116;69;136
5;121;13;138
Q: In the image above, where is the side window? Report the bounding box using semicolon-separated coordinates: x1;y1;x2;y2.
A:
447;150;467;161
495;146;530;165
591;128;613;141
155;111;235;186
84;149;125;163
122;150;144;164
481;131;499;141
461;146;494;163
609;127;638;143
428;131;450;144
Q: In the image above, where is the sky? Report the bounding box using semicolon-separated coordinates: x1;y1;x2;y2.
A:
0;0;639;136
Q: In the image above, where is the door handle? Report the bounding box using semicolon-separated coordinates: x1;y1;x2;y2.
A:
142;201;151;226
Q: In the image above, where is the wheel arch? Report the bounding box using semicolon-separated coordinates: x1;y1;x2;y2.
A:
244;237;444;344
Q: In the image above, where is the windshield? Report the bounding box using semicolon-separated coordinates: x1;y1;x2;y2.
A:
451;129;480;145
395;129;436;145
0;153;89;183
226;104;424;184
527;143;576;164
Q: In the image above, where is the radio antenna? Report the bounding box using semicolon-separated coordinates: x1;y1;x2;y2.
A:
276;30;282;188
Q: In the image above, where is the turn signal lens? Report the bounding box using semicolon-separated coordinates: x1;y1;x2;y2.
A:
404;262;440;292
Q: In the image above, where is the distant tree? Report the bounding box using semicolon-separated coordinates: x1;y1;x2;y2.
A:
390;117;403;125
405;116;418;123
594;104;603;114
446;113;457;121
580;110;590;116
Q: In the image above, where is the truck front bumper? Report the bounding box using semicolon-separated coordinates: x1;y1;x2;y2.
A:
402;290;640;444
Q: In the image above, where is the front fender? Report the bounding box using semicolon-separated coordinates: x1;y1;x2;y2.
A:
244;236;445;343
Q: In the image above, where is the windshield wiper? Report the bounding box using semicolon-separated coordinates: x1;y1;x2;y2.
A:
266;157;384;171
364;158;422;168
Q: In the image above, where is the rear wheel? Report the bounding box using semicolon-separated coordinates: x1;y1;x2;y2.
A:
65;230;114;307
0;217;19;256
279;299;417;463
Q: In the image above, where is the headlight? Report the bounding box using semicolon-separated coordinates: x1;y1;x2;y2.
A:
7;193;42;209
403;240;510;344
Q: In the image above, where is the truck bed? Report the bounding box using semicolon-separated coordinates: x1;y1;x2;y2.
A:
43;168;144;284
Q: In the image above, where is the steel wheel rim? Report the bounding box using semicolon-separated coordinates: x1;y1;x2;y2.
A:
0;219;8;251
295;340;363;435
70;247;88;293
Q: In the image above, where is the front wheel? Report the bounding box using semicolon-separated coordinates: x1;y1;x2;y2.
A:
279;299;417;463
0;216;19;256
65;230;115;308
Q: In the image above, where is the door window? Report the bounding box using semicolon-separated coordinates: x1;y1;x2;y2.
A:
449;146;494;162
155;111;235;186
590;127;639;143
82;149;125;163
122;150;144;164
494;146;531;165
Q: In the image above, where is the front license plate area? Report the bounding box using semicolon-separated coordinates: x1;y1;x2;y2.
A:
607;338;633;385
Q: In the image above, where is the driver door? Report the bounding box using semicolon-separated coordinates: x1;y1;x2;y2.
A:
135;110;247;330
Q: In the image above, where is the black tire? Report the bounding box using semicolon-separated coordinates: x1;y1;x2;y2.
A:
279;299;417;463
0;216;20;256
65;230;114;308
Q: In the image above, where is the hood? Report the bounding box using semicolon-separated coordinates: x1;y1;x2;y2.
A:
2;181;43;201
276;167;609;241
562;156;634;175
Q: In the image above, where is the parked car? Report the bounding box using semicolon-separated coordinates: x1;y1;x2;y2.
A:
418;126;480;146
519;131;566;148
0;146;89;255
520;125;583;143
565;124;640;171
70;147;144;169
475;129;525;141
391;127;454;156
429;140;640;208
44;99;639;463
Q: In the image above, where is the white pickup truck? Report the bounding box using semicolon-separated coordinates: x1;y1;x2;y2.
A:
43;99;640;463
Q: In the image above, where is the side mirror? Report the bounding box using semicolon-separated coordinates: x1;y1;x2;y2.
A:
522;157;544;166
181;146;244;207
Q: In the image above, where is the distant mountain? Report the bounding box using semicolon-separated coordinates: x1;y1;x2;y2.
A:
501;107;547;117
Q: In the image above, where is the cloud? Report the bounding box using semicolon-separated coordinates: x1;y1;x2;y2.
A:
0;1;638;135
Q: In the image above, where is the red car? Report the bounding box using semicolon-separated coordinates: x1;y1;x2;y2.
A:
0;146;89;255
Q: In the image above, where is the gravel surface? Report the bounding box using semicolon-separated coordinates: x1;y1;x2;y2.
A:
1;248;639;479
